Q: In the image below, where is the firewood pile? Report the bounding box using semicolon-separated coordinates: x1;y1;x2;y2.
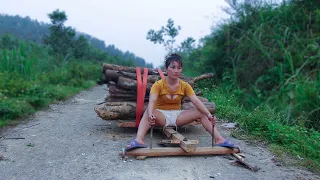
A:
94;63;216;121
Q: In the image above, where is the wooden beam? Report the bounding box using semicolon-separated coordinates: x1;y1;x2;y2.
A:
232;153;260;172
120;147;239;157
118;121;137;128
164;128;199;152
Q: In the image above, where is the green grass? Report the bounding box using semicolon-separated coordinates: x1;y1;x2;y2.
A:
182;0;320;131
0;44;101;126
196;79;320;173
0;80;97;127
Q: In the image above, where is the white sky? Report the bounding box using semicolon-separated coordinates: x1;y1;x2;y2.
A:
1;0;229;67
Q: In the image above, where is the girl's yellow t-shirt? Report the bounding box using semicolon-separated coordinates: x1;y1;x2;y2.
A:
150;78;195;110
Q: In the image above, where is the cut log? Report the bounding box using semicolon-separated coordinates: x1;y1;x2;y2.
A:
95;101;216;120
117;76;152;91
112;73;193;91
118;71;161;83
182;102;216;114
183;96;208;103
105;69;161;83
120;147;239;157
105;96;148;102
193;73;215;83
103;63;160;75
108;84;136;95
104;69;122;83
94;102;147;120
102;64;215;88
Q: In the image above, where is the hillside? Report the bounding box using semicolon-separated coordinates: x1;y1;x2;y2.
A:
0;14;151;67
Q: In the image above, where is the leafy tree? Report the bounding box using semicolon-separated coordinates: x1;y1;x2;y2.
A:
0;13;152;68
74;35;89;59
0;34;19;50
178;37;196;55
146;18;181;53
43;9;76;62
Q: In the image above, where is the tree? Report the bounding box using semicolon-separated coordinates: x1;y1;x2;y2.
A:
43;9;76;63
146;18;181;53
179;37;196;55
73;35;89;59
0;34;19;49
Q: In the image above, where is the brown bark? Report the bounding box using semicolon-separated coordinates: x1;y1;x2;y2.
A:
105;96;149;102
181;102;216;114
94;102;146;120
102;63;160;75
117;71;161;83
193;73;215;83
104;69;161;83
102;64;215;86
182;96;208;103
117;76;152;91
108;83;136;94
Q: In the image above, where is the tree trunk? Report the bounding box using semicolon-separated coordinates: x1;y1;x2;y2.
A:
181;102;216;113
103;63;160;75
94;102;146;120
108;83;136;94
182;96;208;103
193;73;215;83
117;76;152;91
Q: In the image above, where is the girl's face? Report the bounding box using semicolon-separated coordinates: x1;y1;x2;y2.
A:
166;61;182;79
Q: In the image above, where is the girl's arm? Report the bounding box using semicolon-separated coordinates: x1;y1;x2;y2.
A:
188;94;213;118
147;93;158;115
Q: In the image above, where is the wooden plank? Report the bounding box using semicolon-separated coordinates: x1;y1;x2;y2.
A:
118;121;137;128
164;128;199;152
158;139;180;145
120;147;240;157
232;153;260;172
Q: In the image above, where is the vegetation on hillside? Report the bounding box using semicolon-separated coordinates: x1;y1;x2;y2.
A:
146;0;320;171
1;0;319;172
0;9;151;127
0;12;152;68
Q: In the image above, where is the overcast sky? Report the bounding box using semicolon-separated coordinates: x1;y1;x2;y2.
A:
1;0;230;67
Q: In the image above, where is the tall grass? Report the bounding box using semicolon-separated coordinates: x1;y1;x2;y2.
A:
183;0;320;130
196;79;320;172
0;38;101;126
181;1;320;171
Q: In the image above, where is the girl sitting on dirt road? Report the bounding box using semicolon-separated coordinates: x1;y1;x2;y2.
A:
125;53;239;151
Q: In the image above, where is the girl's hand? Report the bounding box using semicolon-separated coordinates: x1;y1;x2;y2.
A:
148;113;156;126
207;114;216;125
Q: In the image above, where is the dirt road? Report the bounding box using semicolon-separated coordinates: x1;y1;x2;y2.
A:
0;85;318;180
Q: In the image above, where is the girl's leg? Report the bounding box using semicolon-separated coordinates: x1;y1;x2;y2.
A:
135;109;166;144
176;109;225;144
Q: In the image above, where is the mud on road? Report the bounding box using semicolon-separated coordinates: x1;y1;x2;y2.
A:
0;85;318;180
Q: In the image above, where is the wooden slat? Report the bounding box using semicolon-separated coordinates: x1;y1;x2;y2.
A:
120;147;239;157
164;128;199;152
117;121;137;128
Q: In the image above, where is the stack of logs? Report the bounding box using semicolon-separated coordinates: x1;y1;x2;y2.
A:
94;63;216;122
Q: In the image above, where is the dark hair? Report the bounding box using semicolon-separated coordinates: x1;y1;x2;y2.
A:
165;53;182;68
